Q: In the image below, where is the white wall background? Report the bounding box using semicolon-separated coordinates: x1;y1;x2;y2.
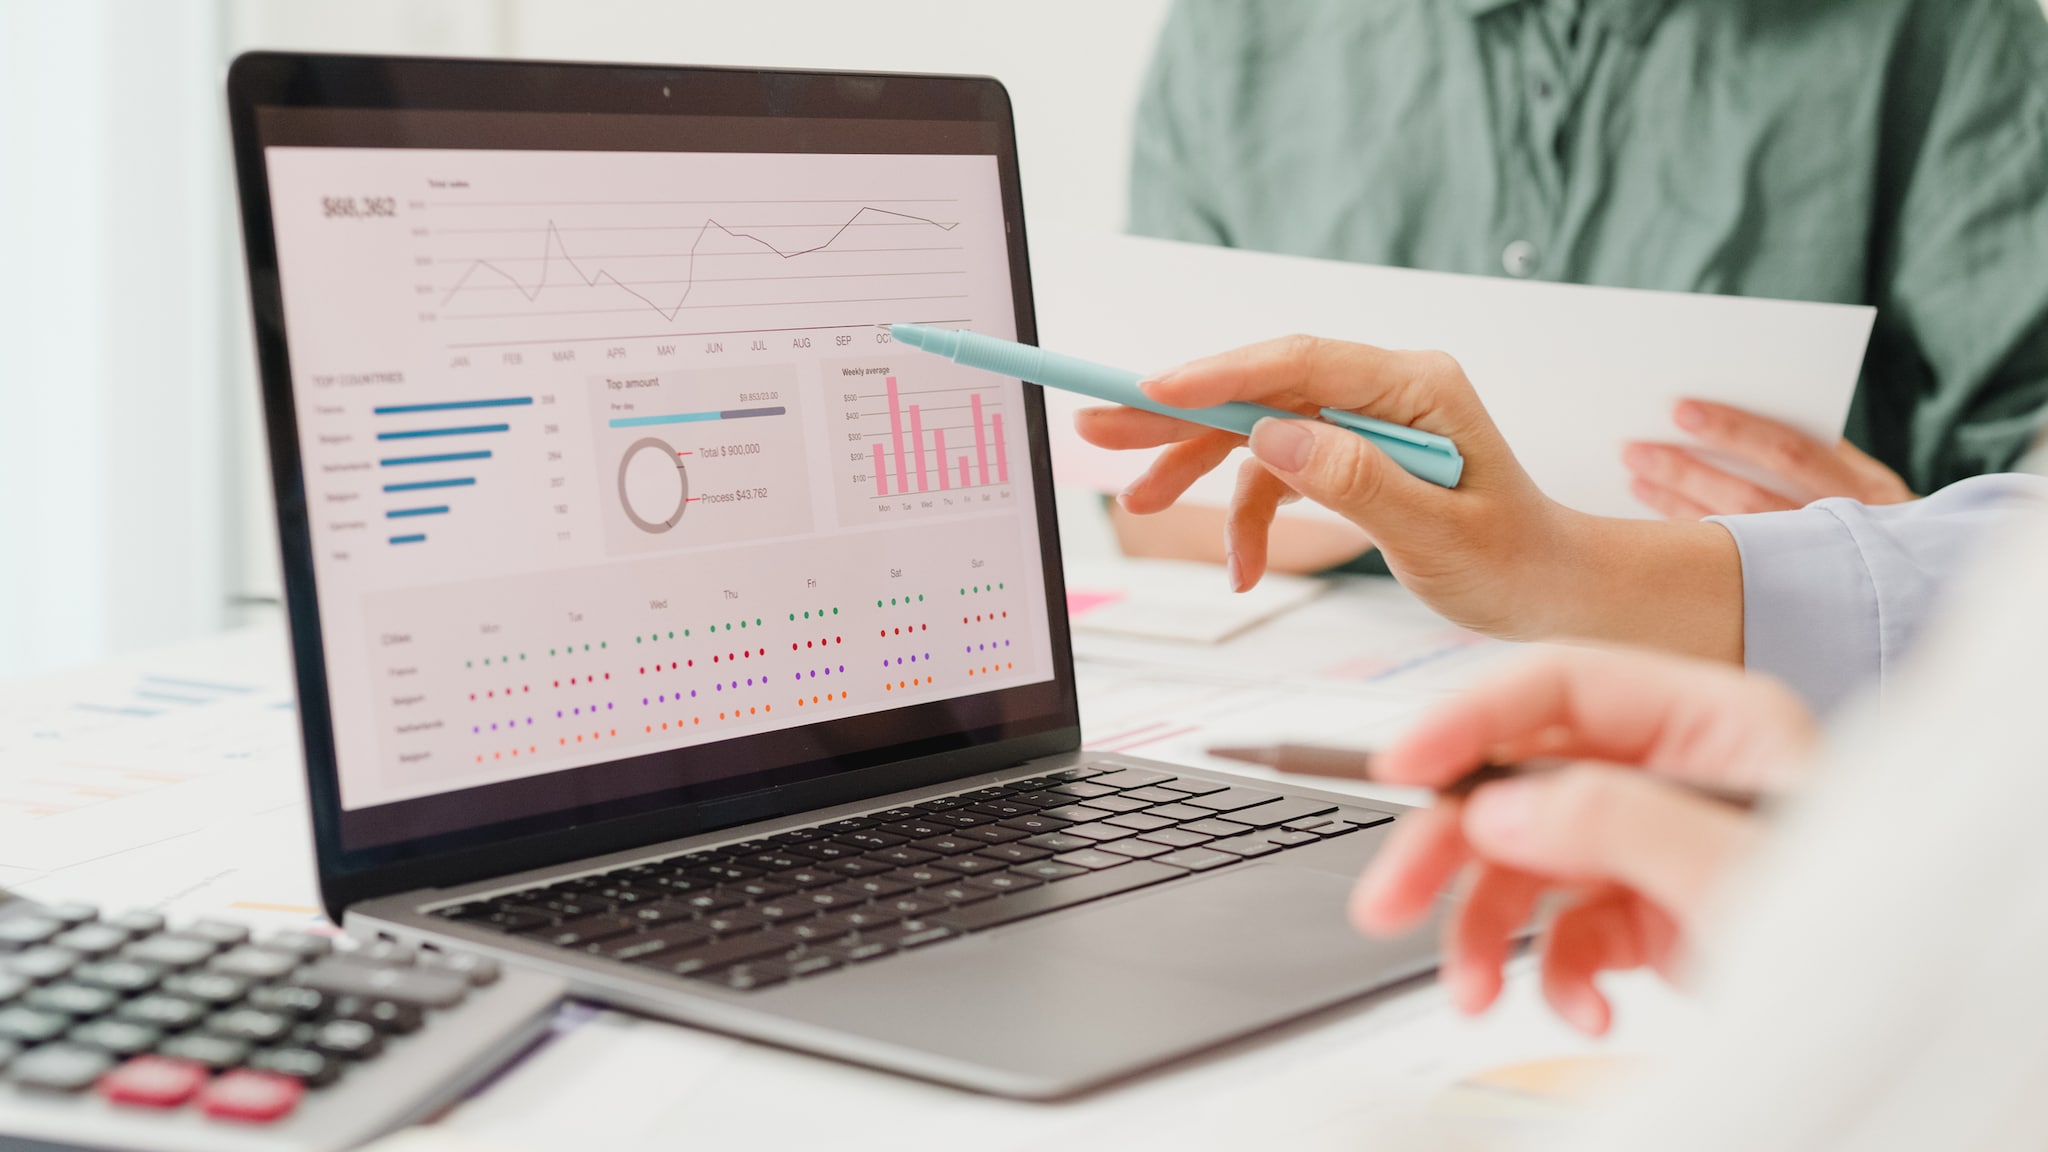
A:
0;0;1169;679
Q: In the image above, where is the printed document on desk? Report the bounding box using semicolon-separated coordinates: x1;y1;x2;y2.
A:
1033;234;1875;520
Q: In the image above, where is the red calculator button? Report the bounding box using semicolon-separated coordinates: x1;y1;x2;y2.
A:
98;1056;210;1109
197;1069;304;1122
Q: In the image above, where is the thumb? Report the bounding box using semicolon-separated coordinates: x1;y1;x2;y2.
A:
1247;415;1428;539
1458;766;1758;929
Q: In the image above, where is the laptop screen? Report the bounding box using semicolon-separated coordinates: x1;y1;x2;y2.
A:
238;72;1072;864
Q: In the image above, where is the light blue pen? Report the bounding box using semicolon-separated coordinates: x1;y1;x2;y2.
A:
888;323;1463;489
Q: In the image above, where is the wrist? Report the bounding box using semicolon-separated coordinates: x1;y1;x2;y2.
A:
1532;512;1745;663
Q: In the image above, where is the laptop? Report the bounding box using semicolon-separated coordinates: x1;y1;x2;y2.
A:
226;51;1442;1099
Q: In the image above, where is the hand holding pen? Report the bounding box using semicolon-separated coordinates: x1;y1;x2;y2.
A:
1221;648;1820;1036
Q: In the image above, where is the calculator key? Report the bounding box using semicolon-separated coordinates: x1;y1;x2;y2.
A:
115;994;209;1031
420;950;501;987
198;1068;306;1122
97;1054;209;1108
156;1032;251;1072
263;930;335;960
208;946;303;982
161;971;251;1007
184;919;253;949
247;1045;340;1087
353;939;417;966
0;1005;73;1045
0;971;26;1002
5;947;81;983
6;1043;114;1092
69;959;162;996
50;924;129;959
308;1018;383;1061
66;1018;160;1058
329;996;424;1035
0;1039;15;1072
206;1006;297;1045
24;982;117;1018
106;911;167;937
42;903;99;928
297;959;468;1010
123;934;218;970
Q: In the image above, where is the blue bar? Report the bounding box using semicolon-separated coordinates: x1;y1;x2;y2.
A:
374;397;533;415
389;533;427;545
387;505;450;519
134;689;209;705
375;424;509;441
143;675;256;694
608;405;786;429
383;477;476;493
381;450;491;467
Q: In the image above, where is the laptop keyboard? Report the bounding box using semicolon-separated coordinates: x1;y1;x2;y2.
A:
437;764;1396;992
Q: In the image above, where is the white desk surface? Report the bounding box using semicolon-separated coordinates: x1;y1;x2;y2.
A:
0;572;1685;1152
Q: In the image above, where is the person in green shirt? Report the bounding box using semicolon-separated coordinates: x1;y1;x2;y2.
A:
1113;0;2048;570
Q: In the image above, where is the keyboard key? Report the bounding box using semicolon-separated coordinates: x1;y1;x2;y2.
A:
883;865;959;888
769;868;838;889
1183;787;1283;813
1038;803;1113;823
1121;785;1193;804
1154;848;1241;872
157;1032;251;1072
0;1006;73;1045
998;814;1071;835
785;914;860;942
208;946;303;982
1094;837;1173;860
1047;765;1109;782
1047;781;1117;799
7;1043;113;1091
529;914;640;949
799;887;866;910
912;796;969;813
673;890;746;915
657;928;803;976
1224;796;1340;829
701;907;772;935
308;1019;383;1061
928;811;994;829
1144;803;1214;822
1078;794;1151;814
1137;827;1215;849
785;952;840;979
975;843;1052;864
1022;832;1097;853
1334;804;1400;829
1180;817;1253;838
836;906;903;931
24;982;117;1018
836;831;906;851
910;835;982;855
98;1054;209;1108
296;960;467;1010
812;937;897;965
954;825;1028;846
1152;777;1229;797
822;818;876;834
697;961;790;991
743;853;810;873
1005;791;1071;809
1084;767;1179;790
1051;849;1132;871
1103;812;1176;832
962;873;1042;895
115;994;208;1031
968;800;1037;819
595;922;716;964
67;1018;159;1057
1058;822;1130;843
880;820;949;840
247;1045;340;1087
935;854;1007;875
423;950;500;987
6;947;81;984
1207;835;1285;858
932;861;1187;933
1011;861;1091;882
877;894;949;917
868;920;957;950
926;884;997;907
198;1068;305;1122
1264;829;1322;848
866;847;939;868
841;876;915;899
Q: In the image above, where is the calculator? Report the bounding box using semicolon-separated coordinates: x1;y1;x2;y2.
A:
0;887;563;1151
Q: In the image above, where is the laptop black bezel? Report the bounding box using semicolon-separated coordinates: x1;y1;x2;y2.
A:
225;52;1078;921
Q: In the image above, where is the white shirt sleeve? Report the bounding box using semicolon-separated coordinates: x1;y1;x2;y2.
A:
1706;474;2048;712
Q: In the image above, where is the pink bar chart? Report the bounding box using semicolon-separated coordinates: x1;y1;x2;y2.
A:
865;375;1010;498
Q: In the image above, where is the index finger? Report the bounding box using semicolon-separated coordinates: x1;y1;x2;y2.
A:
1141;336;1469;432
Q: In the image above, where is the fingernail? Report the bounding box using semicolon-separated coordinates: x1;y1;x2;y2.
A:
1224;551;1245;592
1463;777;1537;848
1249;418;1313;473
1675;401;1705;432
1137;367;1184;398
1450;965;1492;1014
1115;485;1136;511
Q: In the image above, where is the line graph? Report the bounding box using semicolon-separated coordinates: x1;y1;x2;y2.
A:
429;203;969;346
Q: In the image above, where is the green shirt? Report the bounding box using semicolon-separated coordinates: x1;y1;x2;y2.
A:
1131;0;2048;492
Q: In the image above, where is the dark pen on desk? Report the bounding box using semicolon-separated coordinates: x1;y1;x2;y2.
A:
1207;743;1768;812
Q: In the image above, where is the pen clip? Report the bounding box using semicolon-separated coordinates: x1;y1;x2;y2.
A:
1316;408;1456;455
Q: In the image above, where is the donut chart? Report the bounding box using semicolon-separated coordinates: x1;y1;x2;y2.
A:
617;436;688;533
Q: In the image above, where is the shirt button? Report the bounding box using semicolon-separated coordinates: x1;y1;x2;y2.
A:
1502;240;1540;278
1533;78;1554;101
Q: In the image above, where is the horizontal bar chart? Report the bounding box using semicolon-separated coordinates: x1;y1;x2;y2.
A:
375;424;510;441
389;533;427;545
380;450;493;467
384;477;477;493
373;397;534;415
387;506;450;519
607;406;787;429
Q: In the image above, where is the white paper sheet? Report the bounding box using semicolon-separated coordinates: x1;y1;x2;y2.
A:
1032;234;1876;520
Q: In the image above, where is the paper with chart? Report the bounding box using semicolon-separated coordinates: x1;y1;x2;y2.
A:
1033;234;1875;520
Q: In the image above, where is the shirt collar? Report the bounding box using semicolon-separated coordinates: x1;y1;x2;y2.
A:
1454;0;1674;45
